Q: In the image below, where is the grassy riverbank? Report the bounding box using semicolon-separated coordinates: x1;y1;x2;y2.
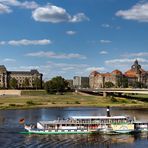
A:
0;92;148;109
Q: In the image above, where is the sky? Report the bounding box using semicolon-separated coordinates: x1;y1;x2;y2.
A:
0;0;148;80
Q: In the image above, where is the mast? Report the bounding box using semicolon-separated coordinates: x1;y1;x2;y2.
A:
107;106;111;117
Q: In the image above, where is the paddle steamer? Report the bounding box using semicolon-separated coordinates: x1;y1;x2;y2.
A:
22;107;138;134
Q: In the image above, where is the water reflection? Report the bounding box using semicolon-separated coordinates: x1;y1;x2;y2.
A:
20;133;148;148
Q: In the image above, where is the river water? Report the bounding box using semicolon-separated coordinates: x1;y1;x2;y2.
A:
0;107;147;148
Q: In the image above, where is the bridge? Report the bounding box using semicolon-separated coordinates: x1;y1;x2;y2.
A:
77;88;148;97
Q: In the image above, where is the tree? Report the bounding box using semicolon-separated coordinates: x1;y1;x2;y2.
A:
45;76;68;94
122;77;128;88
33;77;42;89
116;77;122;88
9;78;18;89
132;81;144;88
22;78;30;89
104;82;114;88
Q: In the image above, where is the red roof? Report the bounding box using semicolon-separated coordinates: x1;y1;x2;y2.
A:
124;69;137;78
90;71;99;76
111;69;122;75
103;72;111;77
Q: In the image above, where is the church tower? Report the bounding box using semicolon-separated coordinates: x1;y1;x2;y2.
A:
131;60;141;82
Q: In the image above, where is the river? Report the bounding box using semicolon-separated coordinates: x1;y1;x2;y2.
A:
0;107;147;148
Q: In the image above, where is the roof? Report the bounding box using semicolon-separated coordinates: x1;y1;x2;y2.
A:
124;69;137;78
0;65;7;71
71;116;127;119
90;71;99;76
111;69;122;75
102;72;111;77
8;69;41;75
124;68;147;78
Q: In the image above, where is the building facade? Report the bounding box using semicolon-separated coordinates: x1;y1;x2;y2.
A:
0;65;43;89
73;76;89;88
89;60;148;88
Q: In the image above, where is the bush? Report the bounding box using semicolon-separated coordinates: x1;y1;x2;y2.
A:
131;100;137;104
21;90;46;96
75;101;80;104
9;104;16;107
120;99;128;103
110;97;118;102
26;100;35;105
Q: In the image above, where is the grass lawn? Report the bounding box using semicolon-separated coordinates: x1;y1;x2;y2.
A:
129;94;148;99
0;92;147;109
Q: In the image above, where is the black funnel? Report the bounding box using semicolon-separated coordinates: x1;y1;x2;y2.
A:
107;106;111;117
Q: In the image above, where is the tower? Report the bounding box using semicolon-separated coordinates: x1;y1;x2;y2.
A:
131;60;141;82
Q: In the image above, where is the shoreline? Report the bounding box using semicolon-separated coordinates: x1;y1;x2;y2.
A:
0;103;148;110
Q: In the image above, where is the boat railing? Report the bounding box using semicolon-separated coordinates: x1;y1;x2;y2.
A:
42;119;130;125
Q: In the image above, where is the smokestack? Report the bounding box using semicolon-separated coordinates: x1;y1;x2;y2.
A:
107;106;111;117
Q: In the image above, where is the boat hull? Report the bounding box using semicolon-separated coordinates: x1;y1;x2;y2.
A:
20;131;92;135
114;130;133;134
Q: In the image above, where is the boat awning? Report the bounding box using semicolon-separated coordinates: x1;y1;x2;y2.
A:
133;121;148;124
71;116;127;120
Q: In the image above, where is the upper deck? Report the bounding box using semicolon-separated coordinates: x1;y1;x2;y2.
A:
71;116;127;120
38;115;128;126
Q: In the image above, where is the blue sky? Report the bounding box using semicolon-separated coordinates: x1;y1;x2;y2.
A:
0;0;148;80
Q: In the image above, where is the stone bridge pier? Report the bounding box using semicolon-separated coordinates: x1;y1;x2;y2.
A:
103;91;107;97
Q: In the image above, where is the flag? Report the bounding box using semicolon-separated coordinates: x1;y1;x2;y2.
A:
19;118;25;124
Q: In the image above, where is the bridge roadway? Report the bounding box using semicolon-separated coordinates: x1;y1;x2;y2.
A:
77;88;148;97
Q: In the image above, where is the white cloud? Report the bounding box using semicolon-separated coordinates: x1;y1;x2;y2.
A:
47;61;88;71
3;58;16;62
86;67;105;72
32;4;71;23
105;58;148;66
19;1;38;9
99;50;108;55
66;30;76;35
116;2;148;22
8;39;51;46
19;65;40;70
0;41;6;45
0;0;38;9
0;0;20;6
123;52;148;57
70;13;89;23
32;4;89;23
0;3;11;13
26;51;87;59
101;24;111;28
100;40;112;43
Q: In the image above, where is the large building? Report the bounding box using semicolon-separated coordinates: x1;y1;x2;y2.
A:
89;60;148;88
0;65;43;89
73;76;89;88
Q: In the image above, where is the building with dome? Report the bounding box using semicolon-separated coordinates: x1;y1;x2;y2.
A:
89;60;148;88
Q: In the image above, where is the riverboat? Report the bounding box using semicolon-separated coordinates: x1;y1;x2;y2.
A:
21;107;135;135
133;121;148;133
